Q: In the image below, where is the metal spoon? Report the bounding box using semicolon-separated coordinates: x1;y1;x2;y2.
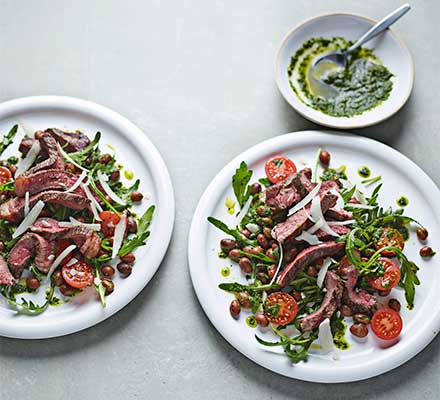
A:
312;4;411;75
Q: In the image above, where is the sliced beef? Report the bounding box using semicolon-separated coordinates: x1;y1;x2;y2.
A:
18;137;37;156
25;133;64;175
8;233;55;277
45;128;91;152
300;271;344;331
30;218;102;259
338;256;377;315
0;255;15;286
314;225;351;241
325;208;353;221
14;169;82;197
277;241;345;287
271;192;337;243
0;191;90;222
265;168;313;210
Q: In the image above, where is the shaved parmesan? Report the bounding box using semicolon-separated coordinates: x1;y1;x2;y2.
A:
345;203;375;210
236;195;252;225
112;214;127;259
316;257;332;288
97;170;126;205
329;188;344;210
47;244;77;279
327;220;355;226
12;200;45;239
69;217;101;231
81;182;102;221
287;183;321;217
269;240;283;286
59;144;89;172
15;140;41;177
296;230;322;245
24;192;30;216
246;223;260;234
66;170;87;193
309;196;339;237
66;257;78;267
318;318;334;353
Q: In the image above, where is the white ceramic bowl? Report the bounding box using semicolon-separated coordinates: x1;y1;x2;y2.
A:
188;130;440;382
276;13;414;129
0;96;175;339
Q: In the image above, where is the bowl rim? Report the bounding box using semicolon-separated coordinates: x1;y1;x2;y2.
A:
275;12;415;129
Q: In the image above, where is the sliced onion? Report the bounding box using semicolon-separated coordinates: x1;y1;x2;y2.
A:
58;144;89;172
327;220;355;226
317;257;332;288
81;182;102;221
46;244;77;279
15;140;41;177
24;192;30;216
345;203;375;210
287;183;321;217
246;223;260;234
269;240;283;286
97;170;125;205
309;196;339;237
112;214;127;259
12;200;45;239
296;230;322;245
318;318;334;354
236;195;253;225
69;217;101;231
66;170;87;193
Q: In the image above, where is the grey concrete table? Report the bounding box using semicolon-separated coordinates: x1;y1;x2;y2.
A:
0;1;438;399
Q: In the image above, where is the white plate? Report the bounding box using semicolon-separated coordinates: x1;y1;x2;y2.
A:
188;131;440;383
275;14;414;129
0;96;175;339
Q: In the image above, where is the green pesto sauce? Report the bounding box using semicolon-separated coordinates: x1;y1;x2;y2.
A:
397;196;409;207
246;315;257;328
288;37;394;117
333;325;350;350
220;266;231;277
358;166;371;178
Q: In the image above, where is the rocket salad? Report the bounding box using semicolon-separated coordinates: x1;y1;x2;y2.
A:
208;149;430;363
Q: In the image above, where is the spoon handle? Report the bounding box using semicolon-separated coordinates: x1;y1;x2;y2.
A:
347;4;411;54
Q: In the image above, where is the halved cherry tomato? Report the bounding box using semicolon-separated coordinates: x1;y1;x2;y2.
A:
368;258;401;291
0;166;12;185
61;260;94;289
264;292;298;325
56;239;74;266
374;227;404;257
99;210;121;237
265;156;297;184
371;307;402;340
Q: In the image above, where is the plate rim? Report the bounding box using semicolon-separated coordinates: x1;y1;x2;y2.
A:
188;130;440;383
274;12;415;129
0;95;175;339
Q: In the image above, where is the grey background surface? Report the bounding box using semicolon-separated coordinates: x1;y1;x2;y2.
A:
0;1;438;399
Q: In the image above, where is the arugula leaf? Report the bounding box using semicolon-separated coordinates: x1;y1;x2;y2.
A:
1;284;56;316
93;266;106;308
118;205;155;255
239;249;275;264
340;185;356;203
232;161;252;208
0;181;14;192
67;131;101;166
218;282;280;293
207;217;256;247
87;175;120;215
258;178;271;188
361;176;381;185
320;166;347;182
0;125;18;156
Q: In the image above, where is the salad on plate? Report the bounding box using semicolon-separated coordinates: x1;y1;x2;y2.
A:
0;125;154;315
208;149;432;363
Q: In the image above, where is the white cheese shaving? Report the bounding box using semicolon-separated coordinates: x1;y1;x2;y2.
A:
58;144;89;172
309;196;340;237
287;183;321;217
97;170;126;205
329;188;344;210
66;170;87;193
295;230;322;245
345;203;375;210
65;257;78;267
15;140;41;177
46;244;77;279
246;223;260;234
269;240;283;286
316;257;332;288
12;200;45;239
24;192;30;216
80;182;102;221
236;195;253;225
327;220;355;226
318;318;334;354
69;217;101;231
112;214;127;259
